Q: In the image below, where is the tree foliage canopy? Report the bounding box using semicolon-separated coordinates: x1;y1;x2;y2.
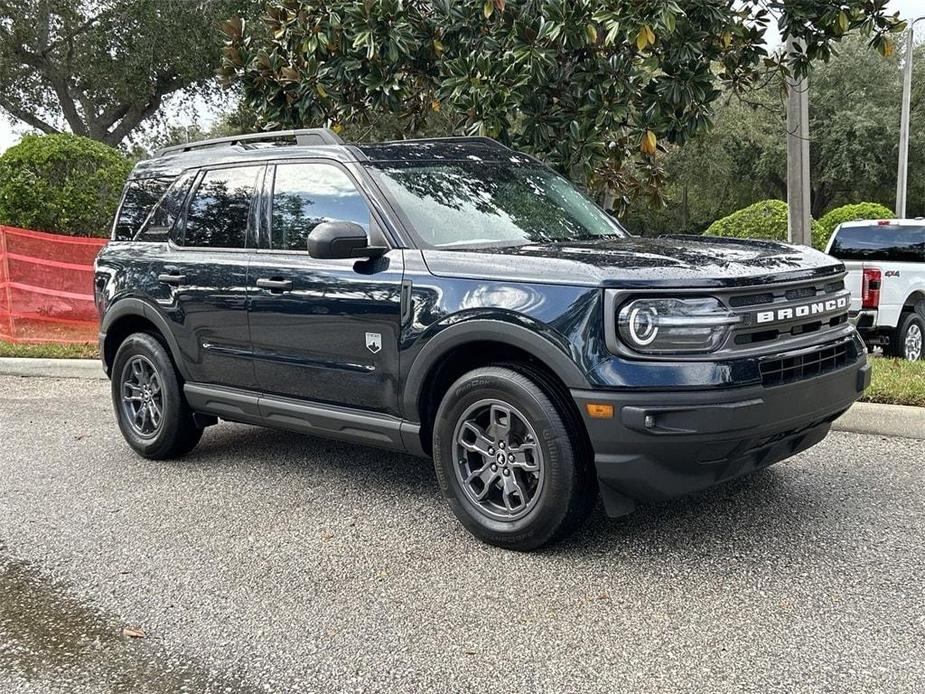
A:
220;0;905;203
624;34;920;235
0;0;254;146
0;133;131;237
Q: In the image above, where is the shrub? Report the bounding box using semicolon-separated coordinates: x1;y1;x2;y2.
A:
704;199;827;249
0;133;131;237
816;202;894;249
704;199;789;241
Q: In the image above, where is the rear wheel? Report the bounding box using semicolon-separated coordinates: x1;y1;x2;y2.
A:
891;311;924;361
432;366;595;551
111;332;203;459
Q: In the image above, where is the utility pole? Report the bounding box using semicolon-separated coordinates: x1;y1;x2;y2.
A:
786;38;812;246
896;18;924;219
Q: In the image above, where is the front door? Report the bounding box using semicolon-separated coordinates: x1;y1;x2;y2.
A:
247;161;404;415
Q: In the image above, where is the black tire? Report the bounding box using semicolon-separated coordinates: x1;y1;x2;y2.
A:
432;366;595;551
890;310;924;361
111;332;203;459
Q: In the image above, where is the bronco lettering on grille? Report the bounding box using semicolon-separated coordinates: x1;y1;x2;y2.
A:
755;296;849;324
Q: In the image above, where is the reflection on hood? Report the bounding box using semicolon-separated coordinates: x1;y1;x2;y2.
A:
422;235;843;289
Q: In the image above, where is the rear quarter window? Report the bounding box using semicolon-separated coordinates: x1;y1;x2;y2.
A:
136;172;195;242
829;225;925;262
112;177;174;241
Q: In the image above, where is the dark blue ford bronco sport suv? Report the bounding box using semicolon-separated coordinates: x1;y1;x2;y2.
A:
96;129;870;550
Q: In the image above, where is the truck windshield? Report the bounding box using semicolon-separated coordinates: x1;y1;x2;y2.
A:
829;224;925;262
370;161;628;248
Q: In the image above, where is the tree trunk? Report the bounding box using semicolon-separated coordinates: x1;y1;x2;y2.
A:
811;185;831;219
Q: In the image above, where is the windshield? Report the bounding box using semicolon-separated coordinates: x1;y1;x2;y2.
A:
369;161;628;249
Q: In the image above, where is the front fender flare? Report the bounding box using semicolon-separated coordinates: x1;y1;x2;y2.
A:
401;319;590;421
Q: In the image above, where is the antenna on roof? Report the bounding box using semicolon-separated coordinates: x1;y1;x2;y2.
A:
154;128;344;157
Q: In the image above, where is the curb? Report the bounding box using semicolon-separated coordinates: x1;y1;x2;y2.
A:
1;357;922;439
0;357;107;380
831;401;925;441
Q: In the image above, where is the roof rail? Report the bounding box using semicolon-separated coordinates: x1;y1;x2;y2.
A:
154;128;344;157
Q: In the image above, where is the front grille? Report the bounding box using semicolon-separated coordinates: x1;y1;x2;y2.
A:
785;286;817;301
729;292;773;307
727;277;849;352
759;340;853;387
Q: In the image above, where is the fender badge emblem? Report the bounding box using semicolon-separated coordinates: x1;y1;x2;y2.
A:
365;332;382;354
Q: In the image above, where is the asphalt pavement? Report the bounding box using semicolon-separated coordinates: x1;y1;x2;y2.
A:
0;374;922;693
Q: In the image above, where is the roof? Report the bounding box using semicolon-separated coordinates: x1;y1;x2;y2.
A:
131;131;516;180
839;218;925;227
354;137;514;163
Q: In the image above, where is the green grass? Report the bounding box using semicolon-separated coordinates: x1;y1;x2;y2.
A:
862;355;925;408
0;341;99;359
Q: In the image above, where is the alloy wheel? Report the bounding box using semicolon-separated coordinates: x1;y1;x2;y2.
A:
905;322;923;361
453;398;545;521
120;355;164;438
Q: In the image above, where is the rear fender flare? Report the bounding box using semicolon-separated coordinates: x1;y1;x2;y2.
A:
101;298;190;380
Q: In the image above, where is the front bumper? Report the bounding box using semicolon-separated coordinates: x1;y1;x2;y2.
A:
98;330;110;377
572;354;870;517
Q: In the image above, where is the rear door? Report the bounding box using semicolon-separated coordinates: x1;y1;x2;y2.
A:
151;164;264;388
247;160;404;415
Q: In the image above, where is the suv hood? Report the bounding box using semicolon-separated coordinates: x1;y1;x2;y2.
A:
420;235;844;289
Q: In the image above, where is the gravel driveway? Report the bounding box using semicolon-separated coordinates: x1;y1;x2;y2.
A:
0;374;922;693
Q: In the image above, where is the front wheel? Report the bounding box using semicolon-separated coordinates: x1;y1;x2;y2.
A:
892;311;924;361
111;332;203;459
432;367;595;550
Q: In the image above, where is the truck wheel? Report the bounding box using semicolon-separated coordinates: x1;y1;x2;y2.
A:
111;332;203;459
892;311;924;361
432;366;595;551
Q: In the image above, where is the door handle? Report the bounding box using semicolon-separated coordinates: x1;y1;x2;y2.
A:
157;273;186;285
256;278;293;292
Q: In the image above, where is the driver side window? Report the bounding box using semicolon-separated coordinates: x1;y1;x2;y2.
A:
270;163;370;252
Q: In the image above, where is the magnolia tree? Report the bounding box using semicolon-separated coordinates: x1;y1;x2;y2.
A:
219;0;905;207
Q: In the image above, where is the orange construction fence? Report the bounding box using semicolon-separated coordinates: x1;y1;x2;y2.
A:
0;225;107;344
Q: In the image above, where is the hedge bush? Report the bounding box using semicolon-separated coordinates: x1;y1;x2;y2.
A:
705;199;828;249
705;199;788;241
0;133;131;237
816;202;894;249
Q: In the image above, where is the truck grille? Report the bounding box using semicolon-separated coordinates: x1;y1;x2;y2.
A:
759;339;854;387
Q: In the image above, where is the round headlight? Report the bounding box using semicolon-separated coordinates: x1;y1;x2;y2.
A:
628;305;659;346
616;297;741;354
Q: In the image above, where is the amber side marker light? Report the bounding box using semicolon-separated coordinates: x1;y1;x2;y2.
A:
585;403;615;419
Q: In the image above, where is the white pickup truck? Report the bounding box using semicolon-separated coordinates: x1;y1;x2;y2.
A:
826;219;925;360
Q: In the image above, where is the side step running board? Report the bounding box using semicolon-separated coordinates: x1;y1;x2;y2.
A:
183;383;425;456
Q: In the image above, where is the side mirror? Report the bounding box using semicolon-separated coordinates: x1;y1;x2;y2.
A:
307;221;386;259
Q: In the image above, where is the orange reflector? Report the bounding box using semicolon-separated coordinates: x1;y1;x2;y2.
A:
585;403;615;419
